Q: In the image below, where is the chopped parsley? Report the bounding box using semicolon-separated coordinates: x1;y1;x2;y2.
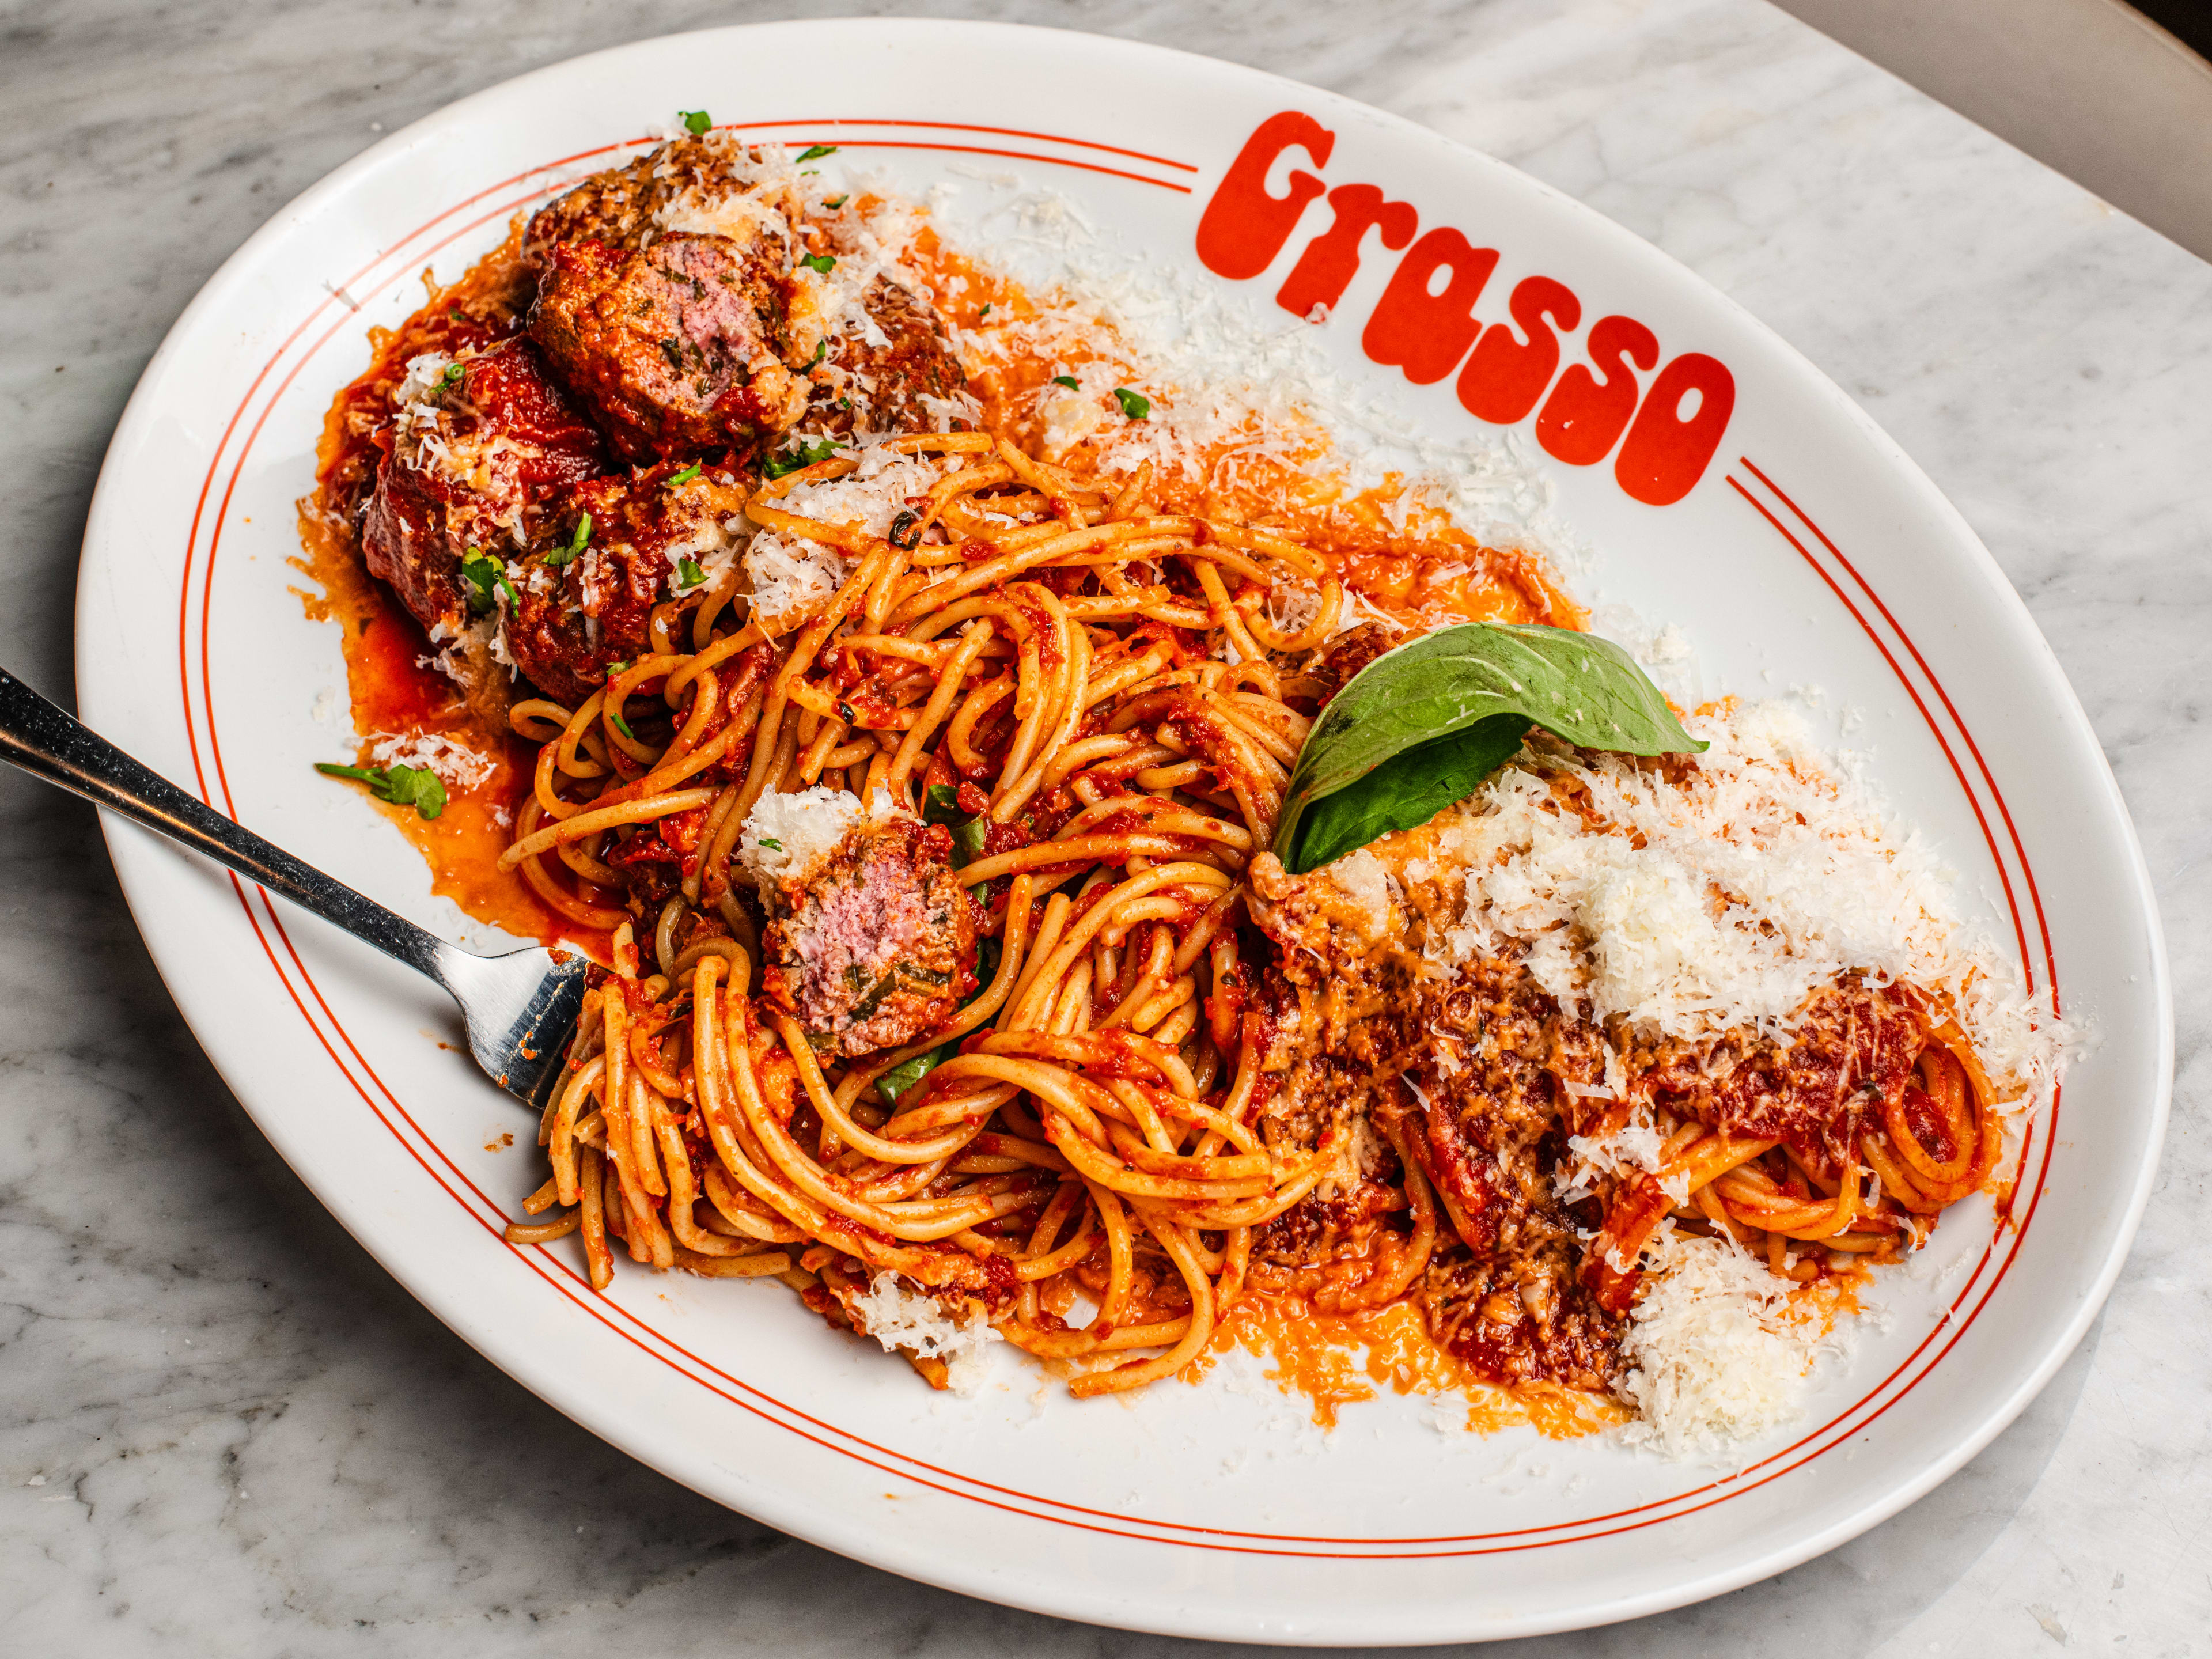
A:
446;307;465;323
796;143;838;162
979;302;993;319
676;556;706;589
658;336;684;371
1112;387;1151;420
606;707;636;742
544;513;592;569
798;252;836;276
809;338;828;367
757;836;783;851
315;762;446;821
459;550;518;613
823;194;848;209
667;461;703;486
1050;374;1079;390
436;361;465;394
681;109;712;135
760;435;839;479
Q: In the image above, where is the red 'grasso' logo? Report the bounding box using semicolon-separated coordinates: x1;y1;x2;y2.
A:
1195;112;1736;508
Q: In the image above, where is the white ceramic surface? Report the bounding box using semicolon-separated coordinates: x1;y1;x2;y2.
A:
67;18;2170;1646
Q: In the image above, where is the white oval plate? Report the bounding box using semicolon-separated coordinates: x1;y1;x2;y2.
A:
74;19;2169;1645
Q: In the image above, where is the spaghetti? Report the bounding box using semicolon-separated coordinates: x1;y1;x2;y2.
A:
297;131;2045;1431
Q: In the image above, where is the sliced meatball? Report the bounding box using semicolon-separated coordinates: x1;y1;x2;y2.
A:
529;234;809;463
758;816;976;1059
804;275;972;438
523;134;794;267
1308;622;1399;705
359;339;605;687
506;466;751;706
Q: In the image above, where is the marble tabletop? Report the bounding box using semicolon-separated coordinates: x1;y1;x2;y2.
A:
2;0;2205;1652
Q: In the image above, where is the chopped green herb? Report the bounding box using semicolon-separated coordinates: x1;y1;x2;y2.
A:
1112;387;1151;420
757;836;783;851
875;937;999;1104
459;551;518;613
823;194;848;209
922;782;963;825
667;460;703;486
798;252;836;276
951;816;990;866
809;338;828;367
447;307;465;323
315;762;447;821
760;435;840;479
676;556;706;589
436;361;465;393
659;336;684;371
796;143;838;162
681;109;712;135
1050;374;1080;389
836;700;857;724
607;707;635;742
979;302;993;318
544;513;591;569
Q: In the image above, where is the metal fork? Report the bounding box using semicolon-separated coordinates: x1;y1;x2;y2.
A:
0;666;586;1111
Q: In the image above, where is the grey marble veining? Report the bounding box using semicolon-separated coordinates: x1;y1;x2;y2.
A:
1;1;2205;1653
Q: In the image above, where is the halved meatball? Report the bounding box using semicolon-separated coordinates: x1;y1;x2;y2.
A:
359;339;605;687
757;815;976;1059
529;234;809;464
806;275;972;438
506;467;751;706
522;134;785;267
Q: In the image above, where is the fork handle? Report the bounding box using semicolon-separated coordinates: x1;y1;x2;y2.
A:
0;666;452;984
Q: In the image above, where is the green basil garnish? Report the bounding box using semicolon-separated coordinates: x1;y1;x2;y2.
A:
315;762;448;821
544;513;591;569
676;557;706;589
1050;374;1080;389
921;782;963;825
1112;387;1150;419
796;143;838;162
1273;622;1703;873
799;252;836;276
760;435;839;479
681;110;711;135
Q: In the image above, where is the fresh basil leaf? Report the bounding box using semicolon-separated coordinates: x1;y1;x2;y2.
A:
796;143;838;162
799;252;836;276
1274;622;1704;874
921;782;963;825
1050;374;1079;389
681;109;711;135
459;552;500;614
315;761;445;821
1112;387;1150;419
951;816;989;866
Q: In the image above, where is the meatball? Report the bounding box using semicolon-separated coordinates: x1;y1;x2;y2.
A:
529;234;809;464
1309;622;1399;706
505;467;751;706
805;275;972;438
757;815;976;1058
522;134;785;267
359;338;605;688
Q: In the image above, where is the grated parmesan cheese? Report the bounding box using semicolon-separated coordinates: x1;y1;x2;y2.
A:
847;1271;1001;1397
736;785;866;885
363;730;495;791
1616;1224;1839;1461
